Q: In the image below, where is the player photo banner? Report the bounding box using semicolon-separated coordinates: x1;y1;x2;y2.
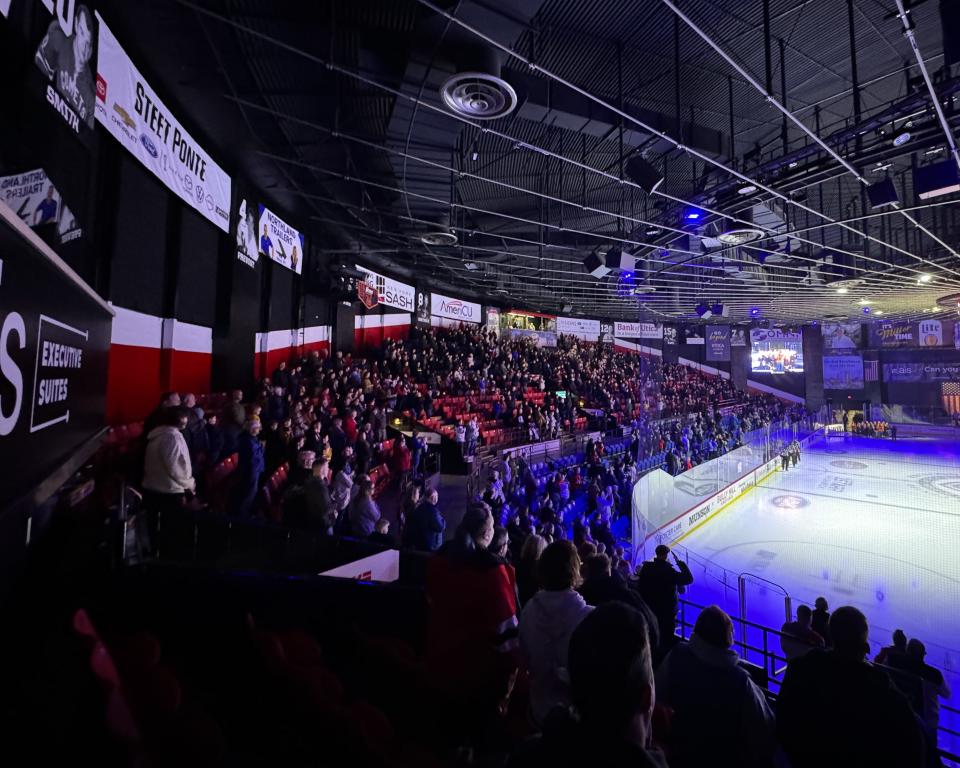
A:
662;325;678;345
0;168;81;246
821;321;862;350
706;325;731;362
30;2;97;136
94;15;231;232
730;327;746;347
234;197;258;268
257;205;303;274
823;354;864;389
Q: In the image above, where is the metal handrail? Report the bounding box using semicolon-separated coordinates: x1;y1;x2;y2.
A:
677;598;959;761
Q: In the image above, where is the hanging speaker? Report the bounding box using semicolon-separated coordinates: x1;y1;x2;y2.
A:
625;156;664;193
583;252;611;278
867;178;898;208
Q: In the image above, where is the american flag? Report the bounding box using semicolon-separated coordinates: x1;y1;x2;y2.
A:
864;360;879;382
943;382;960;416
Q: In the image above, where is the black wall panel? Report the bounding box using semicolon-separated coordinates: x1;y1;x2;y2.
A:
175;206;219;327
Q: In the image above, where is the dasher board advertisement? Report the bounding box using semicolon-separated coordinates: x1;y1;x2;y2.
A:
94;14;231;232
257;205;304;274
0;204;111;505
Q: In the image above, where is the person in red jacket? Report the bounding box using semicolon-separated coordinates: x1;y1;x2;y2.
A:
343;408;358;444
390;435;412;486
425;502;519;755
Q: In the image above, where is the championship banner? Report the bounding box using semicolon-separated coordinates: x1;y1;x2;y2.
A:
233;196;258;268
257;205;303;274
730;327;747;347
431;292;481;324
614;321;662;339
822;322;862;350
882;362;960;383
94;15;231;232
706;325;731;362
823;354;864;389
355;264;415;312
0;204;111;503
868;321;917;348
557;316;600;340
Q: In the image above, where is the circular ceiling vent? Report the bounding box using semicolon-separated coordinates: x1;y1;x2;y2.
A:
419;230;458;247
717;228;765;245
440;72;518;120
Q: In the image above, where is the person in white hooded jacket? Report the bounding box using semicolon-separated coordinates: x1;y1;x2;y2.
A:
519;539;593;726
142;408;196;545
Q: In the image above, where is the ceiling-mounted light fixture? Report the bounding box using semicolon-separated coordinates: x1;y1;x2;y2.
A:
893;131;911;147
736;183;758;195
717;227;764;245
836;287;849;294
918;273;933;283
644;226;662;237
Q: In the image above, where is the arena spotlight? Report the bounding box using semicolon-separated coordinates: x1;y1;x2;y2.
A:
862;306;871;314
836;287;849;294
683;207;704;222
749;306;761;317
918;273;933;284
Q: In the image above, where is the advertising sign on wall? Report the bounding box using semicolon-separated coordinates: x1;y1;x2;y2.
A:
868;321;917;348
257;205;303;274
918;319;943;348
823;354;864;389
557;316;601;340
614;321;662;339
882;362;960;383
706;325;731;362
0;168;80;245
94;15;232;232
355;265;415;312
821;322;862;350
431;292;481;324
0;205;112;504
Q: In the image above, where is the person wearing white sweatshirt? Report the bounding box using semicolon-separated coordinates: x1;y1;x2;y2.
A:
519;539;594;727
142;408;196;546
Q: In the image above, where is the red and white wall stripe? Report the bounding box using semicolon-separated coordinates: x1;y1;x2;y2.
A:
354;312;411;350
106;306;213;424
254;324;332;380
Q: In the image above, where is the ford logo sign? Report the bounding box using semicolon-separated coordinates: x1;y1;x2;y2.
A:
140;133;159;158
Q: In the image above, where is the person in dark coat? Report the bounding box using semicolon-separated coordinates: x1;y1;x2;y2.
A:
508;603;668;768
285;458;334;533
271;361;291;391
404;487;446;552
232;419;265;519
777;606;926;768
201;411;225;466
635;544;693;640
266;386;288;424
811;596;832;648
578;554;660;652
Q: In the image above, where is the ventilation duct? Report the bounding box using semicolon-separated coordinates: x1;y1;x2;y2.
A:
439;45;517;120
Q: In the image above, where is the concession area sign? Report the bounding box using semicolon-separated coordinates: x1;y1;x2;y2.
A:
0;204;111;505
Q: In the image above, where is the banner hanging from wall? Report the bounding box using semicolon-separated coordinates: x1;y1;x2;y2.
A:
354;264;415;312
823;354;864;389
730;327;747;347
431;292;481;324
0;204;112;504
486;307;501;337
868;321;917;348
705;325;731;361
614;321;662;339
28;2;99;137
882;361;960;383
233;197;258;268
94;15;231;232
257;205;303;274
663;325;678;345
821;322;862;350
414;290;431;326
557;316;600;340
600;322;614;344
0;167;80;245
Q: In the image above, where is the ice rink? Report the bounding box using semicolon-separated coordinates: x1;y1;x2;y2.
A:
676;432;960;753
